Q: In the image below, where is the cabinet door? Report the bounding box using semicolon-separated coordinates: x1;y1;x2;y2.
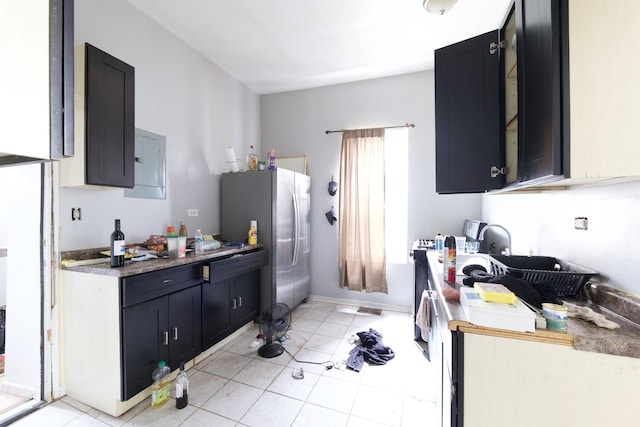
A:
84;43;135;188
516;0;565;182
0;0;73;165
435;31;503;194
201;279;232;350
233;270;260;328
168;285;202;368
121;296;168;401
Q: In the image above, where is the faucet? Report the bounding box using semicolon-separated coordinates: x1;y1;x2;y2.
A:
478;224;512;255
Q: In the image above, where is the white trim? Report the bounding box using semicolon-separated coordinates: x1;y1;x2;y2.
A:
308;294;411;314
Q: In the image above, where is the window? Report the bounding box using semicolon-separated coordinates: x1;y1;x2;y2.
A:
384;128;408;264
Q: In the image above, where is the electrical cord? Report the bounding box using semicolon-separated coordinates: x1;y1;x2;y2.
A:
282;342;347;370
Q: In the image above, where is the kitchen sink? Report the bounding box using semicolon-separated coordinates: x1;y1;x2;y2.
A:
453;252;491;275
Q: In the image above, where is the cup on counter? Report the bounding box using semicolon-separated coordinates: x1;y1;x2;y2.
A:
258;161;266;171
542;303;568;332
465;241;480;254
455;236;466;253
167;236;187;259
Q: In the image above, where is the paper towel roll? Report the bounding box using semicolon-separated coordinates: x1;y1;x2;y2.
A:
225;147;240;172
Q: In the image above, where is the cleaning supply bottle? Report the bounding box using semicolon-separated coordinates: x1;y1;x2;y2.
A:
443;235;457;283
175;361;189;409
194;229;204;255
268;148;276;170
248;220;258;245
151;361;171;408
247;145;258;171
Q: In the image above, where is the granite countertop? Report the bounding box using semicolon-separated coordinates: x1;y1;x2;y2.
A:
61;244;265;278
425;251;640;359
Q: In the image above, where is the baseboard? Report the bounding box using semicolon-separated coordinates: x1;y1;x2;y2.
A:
308;294;411;314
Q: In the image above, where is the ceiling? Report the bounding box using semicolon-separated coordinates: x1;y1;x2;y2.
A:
127;0;512;94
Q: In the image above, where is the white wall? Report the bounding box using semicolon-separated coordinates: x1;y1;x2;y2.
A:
482;180;640;296
261;71;482;310
59;0;260;250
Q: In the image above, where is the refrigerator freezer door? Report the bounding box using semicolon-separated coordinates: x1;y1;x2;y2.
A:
275;169;295;308
293;172;311;306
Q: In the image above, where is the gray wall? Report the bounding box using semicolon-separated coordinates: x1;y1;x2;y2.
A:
59;0;260;250
261;71;482;310
483;181;640;296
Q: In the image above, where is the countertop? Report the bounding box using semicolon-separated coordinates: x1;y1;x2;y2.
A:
61;244;265;278
426;251;640;359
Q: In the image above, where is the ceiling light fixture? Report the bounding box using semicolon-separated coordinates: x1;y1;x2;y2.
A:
423;0;458;15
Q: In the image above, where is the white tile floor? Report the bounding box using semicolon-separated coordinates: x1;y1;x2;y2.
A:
11;301;437;426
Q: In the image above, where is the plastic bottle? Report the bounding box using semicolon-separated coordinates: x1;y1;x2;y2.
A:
247;145;258;171
166;226;175;237
268;148;276;170
110;219;125;267
179;222;187;237
150;361;171;408
175;361;189;409
194;229;204;255
248;220;257;245
435;233;445;255
443;235;457;283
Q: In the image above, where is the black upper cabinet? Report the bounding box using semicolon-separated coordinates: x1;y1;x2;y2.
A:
435;31;503;194
516;0;565;182
435;0;567;193
84;43;135;188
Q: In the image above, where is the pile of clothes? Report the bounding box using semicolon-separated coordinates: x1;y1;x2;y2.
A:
346;328;395;372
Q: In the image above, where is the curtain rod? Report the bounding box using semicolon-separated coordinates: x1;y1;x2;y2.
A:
324;123;415;135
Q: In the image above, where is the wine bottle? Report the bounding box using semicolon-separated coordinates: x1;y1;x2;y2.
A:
110;219;125;267
175;361;189;409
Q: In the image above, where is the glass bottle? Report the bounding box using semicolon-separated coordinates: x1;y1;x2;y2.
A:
175;361;189;409
110;219;125;267
179;222;187;237
248;220;257;245
247;145;258;171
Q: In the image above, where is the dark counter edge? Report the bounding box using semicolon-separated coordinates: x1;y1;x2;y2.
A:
425;251;640;360
61;244;265;278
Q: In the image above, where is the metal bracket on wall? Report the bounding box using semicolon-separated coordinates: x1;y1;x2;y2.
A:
71;207;81;221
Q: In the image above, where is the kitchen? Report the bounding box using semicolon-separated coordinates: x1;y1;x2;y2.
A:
1;0;640;426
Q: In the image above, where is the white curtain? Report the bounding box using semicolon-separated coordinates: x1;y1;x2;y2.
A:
338;128;387;293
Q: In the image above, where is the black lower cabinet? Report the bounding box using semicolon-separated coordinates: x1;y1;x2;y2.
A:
202;250;266;350
121;281;202;400
202;270;259;349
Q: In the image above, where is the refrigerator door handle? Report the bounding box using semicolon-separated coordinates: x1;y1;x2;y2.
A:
292;192;300;266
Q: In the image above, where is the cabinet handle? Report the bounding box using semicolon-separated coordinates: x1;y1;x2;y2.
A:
162;331;169;345
238;296;242;307
163;279;173;284
232;298;237;310
490;166;508;178
172;326;178;341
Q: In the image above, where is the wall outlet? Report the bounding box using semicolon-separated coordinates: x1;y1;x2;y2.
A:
574;217;588;230
188;209;198;217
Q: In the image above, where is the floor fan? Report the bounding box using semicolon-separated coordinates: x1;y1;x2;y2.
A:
257;303;292;358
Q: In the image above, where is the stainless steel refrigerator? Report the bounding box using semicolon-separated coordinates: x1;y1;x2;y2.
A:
220;168;311;313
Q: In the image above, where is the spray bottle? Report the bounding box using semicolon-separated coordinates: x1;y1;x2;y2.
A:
443;235;457;283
